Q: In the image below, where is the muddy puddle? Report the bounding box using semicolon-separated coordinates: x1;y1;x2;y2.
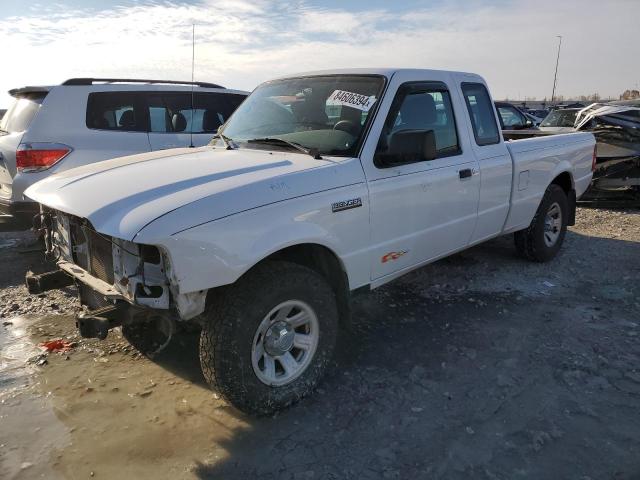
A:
1;316;68;479
0;315;249;479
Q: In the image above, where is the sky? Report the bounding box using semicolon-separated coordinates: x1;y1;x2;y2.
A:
1;0;639;107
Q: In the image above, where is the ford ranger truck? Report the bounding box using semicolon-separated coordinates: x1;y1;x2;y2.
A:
24;69;595;415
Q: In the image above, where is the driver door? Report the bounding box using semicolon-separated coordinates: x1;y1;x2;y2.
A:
360;71;481;281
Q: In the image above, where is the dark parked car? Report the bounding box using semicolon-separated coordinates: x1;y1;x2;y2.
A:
527;109;550;119
494;101;536;130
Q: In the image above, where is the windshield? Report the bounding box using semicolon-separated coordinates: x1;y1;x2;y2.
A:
221;75;385;156
541;109;578;128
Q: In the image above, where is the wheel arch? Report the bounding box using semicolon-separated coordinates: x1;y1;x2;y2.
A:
550;170;574;193
207;242;353;328
258;243;352;328
549;170;576;225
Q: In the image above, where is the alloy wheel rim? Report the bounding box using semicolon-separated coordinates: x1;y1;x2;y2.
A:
543;202;562;247
251;300;319;386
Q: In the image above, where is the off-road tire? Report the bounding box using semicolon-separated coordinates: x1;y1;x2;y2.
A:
514;184;568;262
199;261;338;415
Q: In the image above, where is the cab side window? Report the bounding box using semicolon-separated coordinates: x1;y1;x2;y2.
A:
375;82;461;167
461;83;500;146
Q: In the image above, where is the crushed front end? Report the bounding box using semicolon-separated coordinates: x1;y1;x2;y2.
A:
26;208;200;349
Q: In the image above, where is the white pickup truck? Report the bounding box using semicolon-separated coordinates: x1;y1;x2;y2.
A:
24;68;595;414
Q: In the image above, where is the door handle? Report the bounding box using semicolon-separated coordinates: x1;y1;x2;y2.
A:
459;168;473;179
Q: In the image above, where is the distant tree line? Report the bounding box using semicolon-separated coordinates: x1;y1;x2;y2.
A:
577;94;601;102
620;89;640;100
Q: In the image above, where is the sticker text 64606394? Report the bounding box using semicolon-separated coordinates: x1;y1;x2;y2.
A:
327;90;377;112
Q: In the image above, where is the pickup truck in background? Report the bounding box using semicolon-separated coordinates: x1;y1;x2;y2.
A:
24;68;595;414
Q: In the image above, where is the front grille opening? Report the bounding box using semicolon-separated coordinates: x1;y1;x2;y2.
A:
59;212;117;286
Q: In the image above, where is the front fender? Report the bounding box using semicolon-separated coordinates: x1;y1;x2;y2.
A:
146;182;371;295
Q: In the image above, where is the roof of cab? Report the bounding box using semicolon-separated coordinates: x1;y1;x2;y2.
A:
268;67;484;82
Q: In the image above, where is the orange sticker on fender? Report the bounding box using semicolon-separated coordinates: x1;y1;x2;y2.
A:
381;251;408;263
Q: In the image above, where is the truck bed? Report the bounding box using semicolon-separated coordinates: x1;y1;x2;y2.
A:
503;132;595;233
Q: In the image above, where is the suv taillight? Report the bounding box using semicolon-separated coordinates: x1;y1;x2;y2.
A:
591;144;597;172
16;143;72;172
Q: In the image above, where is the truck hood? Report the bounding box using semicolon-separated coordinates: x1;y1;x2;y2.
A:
25;146;361;240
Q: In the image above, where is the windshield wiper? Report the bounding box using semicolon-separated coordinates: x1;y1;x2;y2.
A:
247;137;322;159
211;132;236;150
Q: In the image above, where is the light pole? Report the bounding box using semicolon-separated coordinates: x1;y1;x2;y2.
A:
551;35;562;104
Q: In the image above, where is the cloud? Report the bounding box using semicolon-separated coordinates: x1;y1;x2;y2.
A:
0;0;638;106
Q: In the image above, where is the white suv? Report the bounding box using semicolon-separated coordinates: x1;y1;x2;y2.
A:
0;78;248;229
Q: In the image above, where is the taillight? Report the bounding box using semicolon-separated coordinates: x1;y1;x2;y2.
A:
16;143;72;172
591;144;597;172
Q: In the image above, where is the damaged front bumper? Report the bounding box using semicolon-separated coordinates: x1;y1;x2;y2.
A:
27;209;208;338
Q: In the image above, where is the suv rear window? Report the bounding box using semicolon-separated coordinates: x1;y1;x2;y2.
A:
146;92;245;134
0;93;47;133
86;91;246;133
86;92;145;131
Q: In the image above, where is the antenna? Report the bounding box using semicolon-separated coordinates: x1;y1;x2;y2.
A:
551;35;562;105
189;23;195;148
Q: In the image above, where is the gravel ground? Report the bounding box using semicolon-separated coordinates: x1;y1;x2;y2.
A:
0;207;639;480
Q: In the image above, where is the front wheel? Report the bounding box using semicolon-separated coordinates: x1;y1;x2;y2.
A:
199;261;338;415
514;184;569;262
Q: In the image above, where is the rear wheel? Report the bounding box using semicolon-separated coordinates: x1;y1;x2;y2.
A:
199;261;338;415
514;184;569;262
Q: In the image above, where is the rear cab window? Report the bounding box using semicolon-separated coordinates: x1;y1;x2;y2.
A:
0;92;48;133
461;83;500;146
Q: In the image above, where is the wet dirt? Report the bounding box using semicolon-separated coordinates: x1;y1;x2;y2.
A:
1;207;639;479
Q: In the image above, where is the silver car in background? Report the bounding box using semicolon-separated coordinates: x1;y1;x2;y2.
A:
0;78;247;229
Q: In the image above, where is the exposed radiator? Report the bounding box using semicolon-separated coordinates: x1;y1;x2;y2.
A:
86;229;115;284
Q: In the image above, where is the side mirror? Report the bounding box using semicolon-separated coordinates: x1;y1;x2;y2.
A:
375;129;437;166
525;119;533;127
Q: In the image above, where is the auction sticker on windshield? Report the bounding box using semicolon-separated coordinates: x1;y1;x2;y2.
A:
327;90;377;111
